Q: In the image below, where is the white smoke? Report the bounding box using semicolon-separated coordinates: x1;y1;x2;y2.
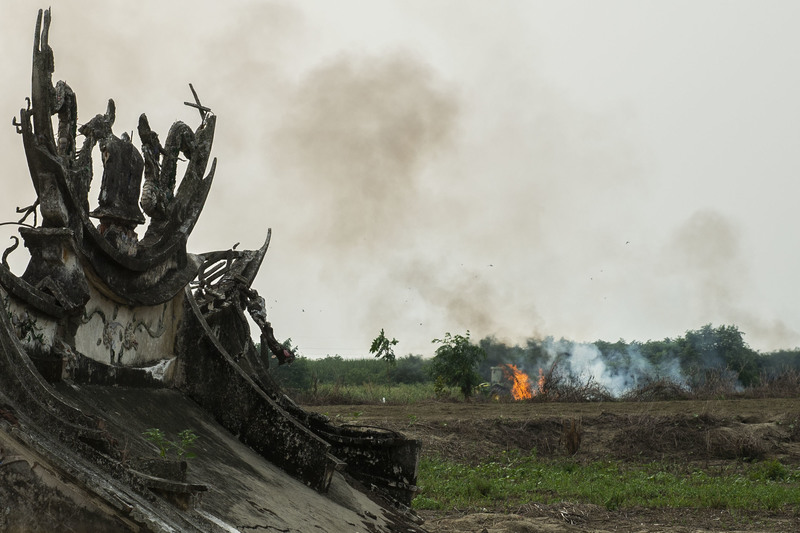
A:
541;338;686;397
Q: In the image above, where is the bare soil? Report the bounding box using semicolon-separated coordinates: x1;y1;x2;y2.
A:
306;398;800;532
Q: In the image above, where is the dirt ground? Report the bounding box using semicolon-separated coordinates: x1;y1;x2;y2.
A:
305;398;800;533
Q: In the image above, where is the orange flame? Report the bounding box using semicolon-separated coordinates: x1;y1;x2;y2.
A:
505;364;533;400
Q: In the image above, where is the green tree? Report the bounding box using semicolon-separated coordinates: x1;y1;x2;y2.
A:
271;355;312;390
679;324;760;387
477;335;526;380
393;354;430;384
761;349;800;377
370;328;399;366
430;331;486;400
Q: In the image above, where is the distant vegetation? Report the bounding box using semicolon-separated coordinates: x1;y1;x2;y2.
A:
267;324;800;404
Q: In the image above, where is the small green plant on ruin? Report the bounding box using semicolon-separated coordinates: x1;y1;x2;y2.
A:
143;428;199;460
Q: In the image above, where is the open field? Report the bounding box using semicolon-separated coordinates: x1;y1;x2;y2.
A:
305;398;800;532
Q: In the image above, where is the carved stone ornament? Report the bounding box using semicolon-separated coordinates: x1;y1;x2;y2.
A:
0;9;423;533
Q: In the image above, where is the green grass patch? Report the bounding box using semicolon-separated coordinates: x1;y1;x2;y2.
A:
413;451;800;512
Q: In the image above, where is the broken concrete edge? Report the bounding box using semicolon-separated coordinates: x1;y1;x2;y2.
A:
180;279;423;508
1;422;156;532
0;412;240;532
176;286;338;492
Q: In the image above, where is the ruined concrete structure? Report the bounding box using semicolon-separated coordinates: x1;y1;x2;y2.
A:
0;9;424;532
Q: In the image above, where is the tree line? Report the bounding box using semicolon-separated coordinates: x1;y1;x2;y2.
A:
266;324;800;397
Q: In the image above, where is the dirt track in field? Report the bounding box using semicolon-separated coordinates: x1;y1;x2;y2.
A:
306;398;800;532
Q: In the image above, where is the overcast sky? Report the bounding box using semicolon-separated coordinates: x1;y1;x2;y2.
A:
2;1;800;357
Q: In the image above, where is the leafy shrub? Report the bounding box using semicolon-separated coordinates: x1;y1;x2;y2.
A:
143;428;199;460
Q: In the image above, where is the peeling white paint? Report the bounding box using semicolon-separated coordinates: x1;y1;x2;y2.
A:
142;358;172;381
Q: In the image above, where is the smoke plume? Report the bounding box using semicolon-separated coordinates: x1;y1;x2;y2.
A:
272;51;458;248
541;338;685;397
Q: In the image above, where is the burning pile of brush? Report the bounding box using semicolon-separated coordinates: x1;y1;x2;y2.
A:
493;362;613;402
502;364;546;400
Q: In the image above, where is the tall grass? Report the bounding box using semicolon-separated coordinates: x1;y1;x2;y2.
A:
290;371;800;405
293;382;456;405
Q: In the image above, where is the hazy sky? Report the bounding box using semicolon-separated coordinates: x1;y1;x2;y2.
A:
2;1;800;357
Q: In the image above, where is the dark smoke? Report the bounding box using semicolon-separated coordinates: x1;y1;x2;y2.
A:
2;2;799;356
273;51;458;249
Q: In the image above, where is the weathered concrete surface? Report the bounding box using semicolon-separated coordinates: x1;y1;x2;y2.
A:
175;292;340;494
52;384;424;532
0;427;139;533
18;227;90;314
178;279;422;506
1;292;426;531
